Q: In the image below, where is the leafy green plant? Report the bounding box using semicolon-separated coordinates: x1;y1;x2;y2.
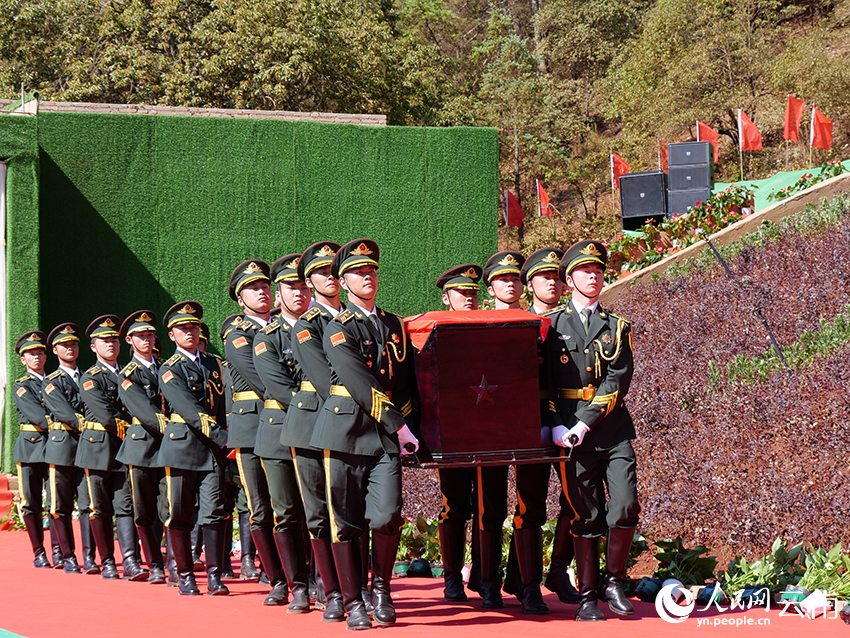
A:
797;543;850;592
719;537;804;594
397;516;442;562
767;161;847;202
653;536;717;586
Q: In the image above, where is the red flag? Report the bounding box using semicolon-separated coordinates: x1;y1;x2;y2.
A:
536;180;552;217
505;190;524;227
610;153;630;189
738;110;762;151
696;121;720;163
658;139;668;172
810;106;833;150
783;95;805;142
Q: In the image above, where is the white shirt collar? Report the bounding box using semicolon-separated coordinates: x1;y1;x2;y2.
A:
29;371;45;381
176;346;200;363
97;359;120;374
245;315;268;329
59;365;80;378
133;354;156;370
316;300;341;318
349;301;378;319
571;299;599;316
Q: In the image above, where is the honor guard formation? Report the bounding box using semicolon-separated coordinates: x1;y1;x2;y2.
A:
12;238;639;628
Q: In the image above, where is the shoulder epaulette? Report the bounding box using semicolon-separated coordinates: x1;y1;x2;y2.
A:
121;361;140;377
85;365;102;375
163;354;183;367
16;374;33;383
261;319;281;335
337;309;355;324
302;307;322;322
238;319;255;331
210;353;224;362
47;370;63;380
543;305;566;317
602;309;630;324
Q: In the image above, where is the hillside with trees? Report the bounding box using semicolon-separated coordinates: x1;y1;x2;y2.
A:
2;0;848;252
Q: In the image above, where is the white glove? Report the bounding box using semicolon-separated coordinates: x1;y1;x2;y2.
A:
552;423;590;448
397;423;419;454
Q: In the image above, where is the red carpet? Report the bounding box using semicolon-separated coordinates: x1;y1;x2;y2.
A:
0;527;846;637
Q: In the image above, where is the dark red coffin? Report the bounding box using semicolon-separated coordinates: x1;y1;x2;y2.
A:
405;310;554;465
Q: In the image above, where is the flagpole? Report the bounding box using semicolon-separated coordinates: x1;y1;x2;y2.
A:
737;110;745;181
657;138;661;171
809;106;815;168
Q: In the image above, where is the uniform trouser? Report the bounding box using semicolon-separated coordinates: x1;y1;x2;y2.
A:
234;447;274;529
260;455;306;533
128;465;164;528
513;462;552;529
84;468;133;518
164;462;227;531
560;440;640;538
293;447;330;539
324;450;402;542
48;464;91;517
438;466;508;532
17;461;47;517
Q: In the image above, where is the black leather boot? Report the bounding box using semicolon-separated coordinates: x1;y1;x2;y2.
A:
191;522;204;571
312;538;345;622
239;512;260;580
53;515;81;574
360;532;374;615
116;516;148;581
138;525;165;584
275;530;310;613
252;527;286;604
48;518;62;569
331;540;372;630
515;528;549;615
573;536;605;621
170;528;200;595
467;517;482;595
544;514;580;604
303;520;318;602
222;517;235;578
165;529;179;587
502;535;522;601
23;513;50;568
438;522;468;601
371;531;401;626
203;523;230;595
599;528;635;615
89;516;119;580
479;529;504;609
78;513;99;574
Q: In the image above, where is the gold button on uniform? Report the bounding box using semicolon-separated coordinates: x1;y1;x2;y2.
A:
586;367;592;372
298;402;303;408
334;407;340;413
170;433;175;438
584;349;589;354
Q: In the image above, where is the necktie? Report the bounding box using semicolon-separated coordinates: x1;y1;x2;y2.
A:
581;307;592;334
369;314;379;331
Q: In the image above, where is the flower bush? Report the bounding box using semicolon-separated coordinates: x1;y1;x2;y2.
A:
767;160;847;202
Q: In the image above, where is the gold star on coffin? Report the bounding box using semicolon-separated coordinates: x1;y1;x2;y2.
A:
470;375;498;405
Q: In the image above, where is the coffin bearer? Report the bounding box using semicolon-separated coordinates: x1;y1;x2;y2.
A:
226;260;290;601
116;310;167;584
520;248;580;606
12;331;53;568
158;301;229;596
435;264;508;609
547;241;640;621
482;251;550;615
77;315;146;581
285;241;347;622
311;239;419;630
42;323;97;574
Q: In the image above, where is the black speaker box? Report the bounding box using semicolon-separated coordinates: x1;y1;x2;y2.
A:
668;141;712;166
668;165;713;191
668;188;712;216
619;170;667;219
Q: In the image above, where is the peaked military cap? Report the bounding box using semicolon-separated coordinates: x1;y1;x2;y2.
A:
48;322;81;346
164;301;203;329
86;315;121;339
559;240;608;280
152;336;162;358
220;313;244;341
228;259;271;301
521;247;564;284
199;322;210;344
271;253;303;284
483;251;525;286
298;241;341;279
436;264;483;291
332;239;380;278
120;310;158;338
15;330;47;355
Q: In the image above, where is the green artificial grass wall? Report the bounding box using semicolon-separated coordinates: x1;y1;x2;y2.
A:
2;110;498;471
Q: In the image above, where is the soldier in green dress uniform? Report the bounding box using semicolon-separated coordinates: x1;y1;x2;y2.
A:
77;315;147;581
310;239;419;630
158;301;229;596
284;241;347;622
42;323;97;574
12;331;54;568
435;264;508;609
520;248;580;607
252;253;313;610
116;310;167;584
547;241;640;621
